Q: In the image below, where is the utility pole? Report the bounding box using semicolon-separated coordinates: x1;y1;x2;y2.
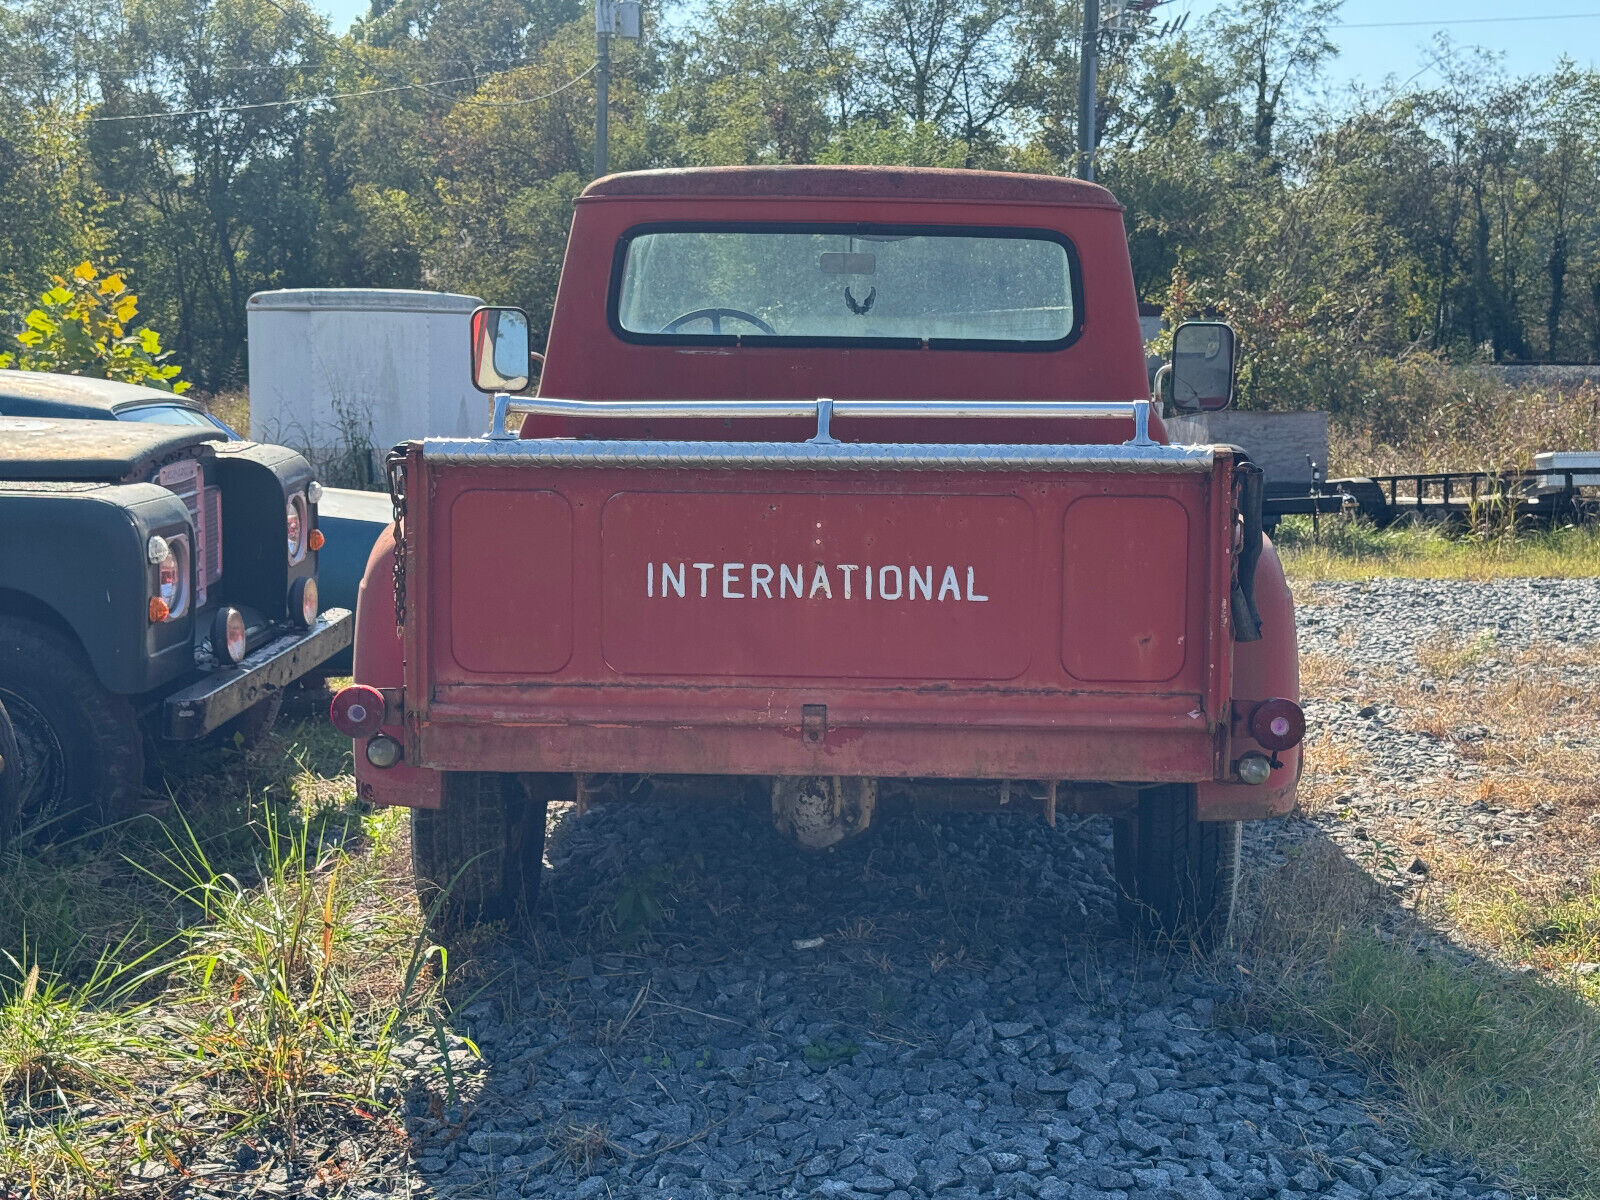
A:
1076;0;1099;181
594;21;610;177
594;0;640;178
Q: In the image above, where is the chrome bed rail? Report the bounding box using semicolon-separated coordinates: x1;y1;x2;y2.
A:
421;394;1214;472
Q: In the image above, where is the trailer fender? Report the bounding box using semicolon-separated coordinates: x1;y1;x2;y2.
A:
1197;536;1301;822
352;524;442;809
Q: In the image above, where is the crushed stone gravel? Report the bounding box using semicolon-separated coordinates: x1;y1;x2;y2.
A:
345;578;1596;1200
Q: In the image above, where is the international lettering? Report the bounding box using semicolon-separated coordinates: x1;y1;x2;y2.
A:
646;562;988;602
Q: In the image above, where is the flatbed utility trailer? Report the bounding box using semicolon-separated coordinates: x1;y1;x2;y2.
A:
1262;467;1600;529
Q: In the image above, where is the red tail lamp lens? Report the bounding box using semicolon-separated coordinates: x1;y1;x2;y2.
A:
330;684;386;738
1248;698;1305;751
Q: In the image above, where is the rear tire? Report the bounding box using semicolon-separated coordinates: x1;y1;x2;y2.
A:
216;689;285;752
411;772;553;936
0;697;20;852
1113;785;1240;948
0;618;145;836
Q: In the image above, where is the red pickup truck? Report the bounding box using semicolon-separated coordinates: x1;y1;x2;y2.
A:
333;166;1303;946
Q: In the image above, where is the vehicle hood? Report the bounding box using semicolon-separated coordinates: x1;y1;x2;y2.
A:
0;416;223;483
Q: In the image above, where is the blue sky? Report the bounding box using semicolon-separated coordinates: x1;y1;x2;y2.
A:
309;0;1600;92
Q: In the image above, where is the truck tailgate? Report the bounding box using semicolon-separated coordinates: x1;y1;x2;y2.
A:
401;429;1238;781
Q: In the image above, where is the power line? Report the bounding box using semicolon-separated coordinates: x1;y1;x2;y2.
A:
1335;10;1600;30
86;60;597;123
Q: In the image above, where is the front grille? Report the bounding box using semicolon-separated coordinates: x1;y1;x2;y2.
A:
201;484;223;588
155;459;223;606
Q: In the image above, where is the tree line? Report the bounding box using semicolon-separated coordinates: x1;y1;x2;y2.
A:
2;0;1598;413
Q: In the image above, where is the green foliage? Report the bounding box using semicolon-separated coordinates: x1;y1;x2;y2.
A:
0;263;188;392
0;0;1596;409
801;1037;860;1068
611;864;672;945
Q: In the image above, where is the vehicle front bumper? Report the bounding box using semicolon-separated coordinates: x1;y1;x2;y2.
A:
163;608;353;739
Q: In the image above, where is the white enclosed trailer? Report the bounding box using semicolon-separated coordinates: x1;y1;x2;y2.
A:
246;289;485;486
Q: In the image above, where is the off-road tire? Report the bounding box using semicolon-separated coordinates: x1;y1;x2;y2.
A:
1112;785;1240;948
0;697;21;852
0;617;145;836
216;689;285;753
412;772;551;936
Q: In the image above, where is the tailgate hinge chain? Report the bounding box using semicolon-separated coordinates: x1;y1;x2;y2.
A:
385;446;409;636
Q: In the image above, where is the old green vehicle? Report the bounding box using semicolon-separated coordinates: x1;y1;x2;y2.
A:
0;414;351;835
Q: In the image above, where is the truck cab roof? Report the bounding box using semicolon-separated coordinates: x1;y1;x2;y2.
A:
0;416;221;483
580;166;1123;208
536;165;1150;424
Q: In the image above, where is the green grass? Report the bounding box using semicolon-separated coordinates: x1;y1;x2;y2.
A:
1274;514;1600;580
1244;843;1600;1199
0;686;450;1195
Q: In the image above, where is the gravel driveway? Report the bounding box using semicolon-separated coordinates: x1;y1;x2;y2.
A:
391;579;1600;1200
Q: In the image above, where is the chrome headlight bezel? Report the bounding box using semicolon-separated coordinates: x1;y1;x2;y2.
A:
286;493;309;564
155;534;191;622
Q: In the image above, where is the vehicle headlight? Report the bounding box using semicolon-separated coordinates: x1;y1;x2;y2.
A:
289;576;318;629
153;534;191;622
286;493;308;564
212;606;247;665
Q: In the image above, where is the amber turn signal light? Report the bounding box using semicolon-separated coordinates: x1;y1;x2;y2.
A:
330;684;387;739
1248;698;1305;751
148;596;170;623
309;529;325;551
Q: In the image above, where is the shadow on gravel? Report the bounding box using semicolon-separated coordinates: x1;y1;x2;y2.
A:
406;797;1512;1200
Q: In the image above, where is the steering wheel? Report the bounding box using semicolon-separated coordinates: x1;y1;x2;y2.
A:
660;307;776;336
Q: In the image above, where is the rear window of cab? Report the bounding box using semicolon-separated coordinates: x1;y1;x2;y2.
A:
610;223;1084;351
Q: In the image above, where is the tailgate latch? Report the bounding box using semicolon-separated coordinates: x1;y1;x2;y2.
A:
801;704;828;745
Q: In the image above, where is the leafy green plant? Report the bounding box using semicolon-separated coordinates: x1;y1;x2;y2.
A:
612;864;673;946
802;1038;860;1068
0;262;188;392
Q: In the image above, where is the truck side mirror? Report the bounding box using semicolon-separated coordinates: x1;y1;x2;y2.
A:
1168;321;1236;412
470;306;532;394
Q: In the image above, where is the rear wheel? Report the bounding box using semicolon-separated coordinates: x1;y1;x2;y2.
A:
411;772;554;936
0;618;145;837
1113;784;1240;947
0;697;20;852
216;689;285;753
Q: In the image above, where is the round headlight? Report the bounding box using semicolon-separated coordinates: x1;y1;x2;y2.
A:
286;494;308;564
306;480;324;505
289;576;319;629
212;606;247;665
155;535;190;621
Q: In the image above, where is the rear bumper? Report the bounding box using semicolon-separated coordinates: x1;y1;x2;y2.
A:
412;704;1217;782
163;608;353;739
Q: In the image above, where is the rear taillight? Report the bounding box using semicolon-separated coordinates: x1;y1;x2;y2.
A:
330;684;386;738
1248;698;1305;751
